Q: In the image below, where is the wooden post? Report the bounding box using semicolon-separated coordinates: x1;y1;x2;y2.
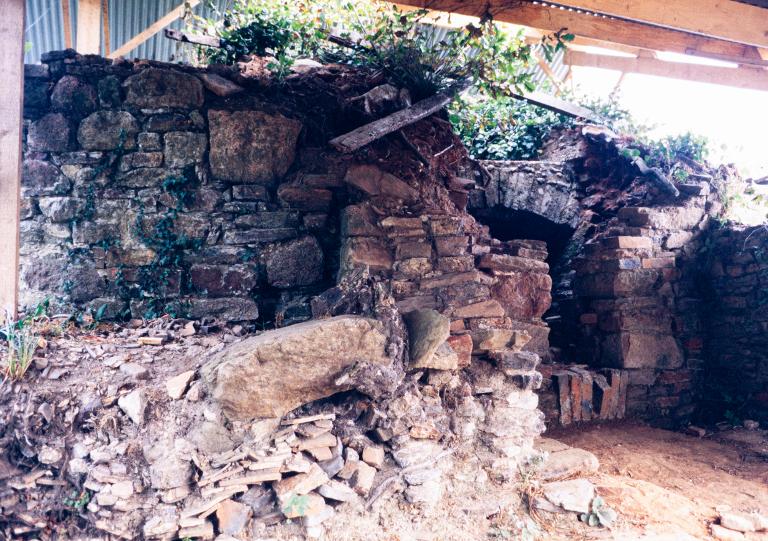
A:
76;0;102;54
101;0;111;56
61;0;73;49
0;0;25;320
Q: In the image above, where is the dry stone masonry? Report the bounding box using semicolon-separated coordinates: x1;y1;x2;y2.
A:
10;47;766;540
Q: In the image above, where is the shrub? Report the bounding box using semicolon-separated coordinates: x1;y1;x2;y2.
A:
449;96;572;160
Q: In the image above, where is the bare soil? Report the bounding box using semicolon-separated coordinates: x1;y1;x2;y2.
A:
542;422;768;541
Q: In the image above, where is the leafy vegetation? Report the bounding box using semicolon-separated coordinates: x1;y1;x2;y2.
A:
449;96;573;160
194;1;563;99
579;495;617;528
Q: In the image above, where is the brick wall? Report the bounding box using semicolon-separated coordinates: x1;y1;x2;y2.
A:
704;225;768;423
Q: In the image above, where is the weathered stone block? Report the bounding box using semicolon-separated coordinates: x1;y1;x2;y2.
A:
434;236;468;256
187;297;259;321
223;228;297;244
201;316;391;418
277;185;332;211
344;164;418;202
164;132;207;167
478;253;549;273
341;204;382;237
208;109;302;183
492;272;552;319
266;236;324;288
601;236;653;250
403;309;450;368
341;237;393;273
50;75;97;118
447;334;473;368
453;300;505;318
78;111;139;150
190;264;258;296
119;152;164;171
28;113;71;152
137;132;162;151
602;332;683;369
123;68;204;109
232;184;268;201
22;160;71;197
38;197;84;223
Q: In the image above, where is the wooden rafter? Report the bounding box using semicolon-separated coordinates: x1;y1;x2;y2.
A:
0;0;25;319
395;0;768;67
566;50;768;91
555;0;768;49
109;0;201;59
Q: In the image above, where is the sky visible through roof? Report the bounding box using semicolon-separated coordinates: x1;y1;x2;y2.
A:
571;66;768;180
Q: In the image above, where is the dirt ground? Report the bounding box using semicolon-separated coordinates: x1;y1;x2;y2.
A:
541;422;768;541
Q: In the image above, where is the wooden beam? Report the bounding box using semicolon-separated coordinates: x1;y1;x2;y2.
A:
395;1;768;67
329;80;471;152
102;0;111;56
109;0;201;59
556;0;768;49
510;90;603;122
0;0;25;319
566;50;768;91
76;0;101;54
61;0;72;49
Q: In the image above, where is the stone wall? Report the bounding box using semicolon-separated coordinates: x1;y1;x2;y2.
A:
469;129;734;427
21;52;343;322
703;225;768;423
20;51;550;476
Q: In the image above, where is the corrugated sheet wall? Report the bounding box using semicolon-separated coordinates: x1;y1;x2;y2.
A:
24;0;230;64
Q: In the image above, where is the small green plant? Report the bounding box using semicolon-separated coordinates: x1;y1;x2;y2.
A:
1;301;48;383
63;490;91;511
579;496;617;528
281;494;310;517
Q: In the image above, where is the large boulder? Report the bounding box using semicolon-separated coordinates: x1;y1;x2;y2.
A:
201;316;391;419
207;110;302;183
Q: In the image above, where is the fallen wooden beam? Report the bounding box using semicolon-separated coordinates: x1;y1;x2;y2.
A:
509;90;603;123
165;28;222;48
328;80;471;153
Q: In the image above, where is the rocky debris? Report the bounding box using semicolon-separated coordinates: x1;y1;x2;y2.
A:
718;510;768;533
166;370;195;399
541;478;596;514
117;389;146;425
201;316;392;419
539;448;600;481
711;524;746;541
